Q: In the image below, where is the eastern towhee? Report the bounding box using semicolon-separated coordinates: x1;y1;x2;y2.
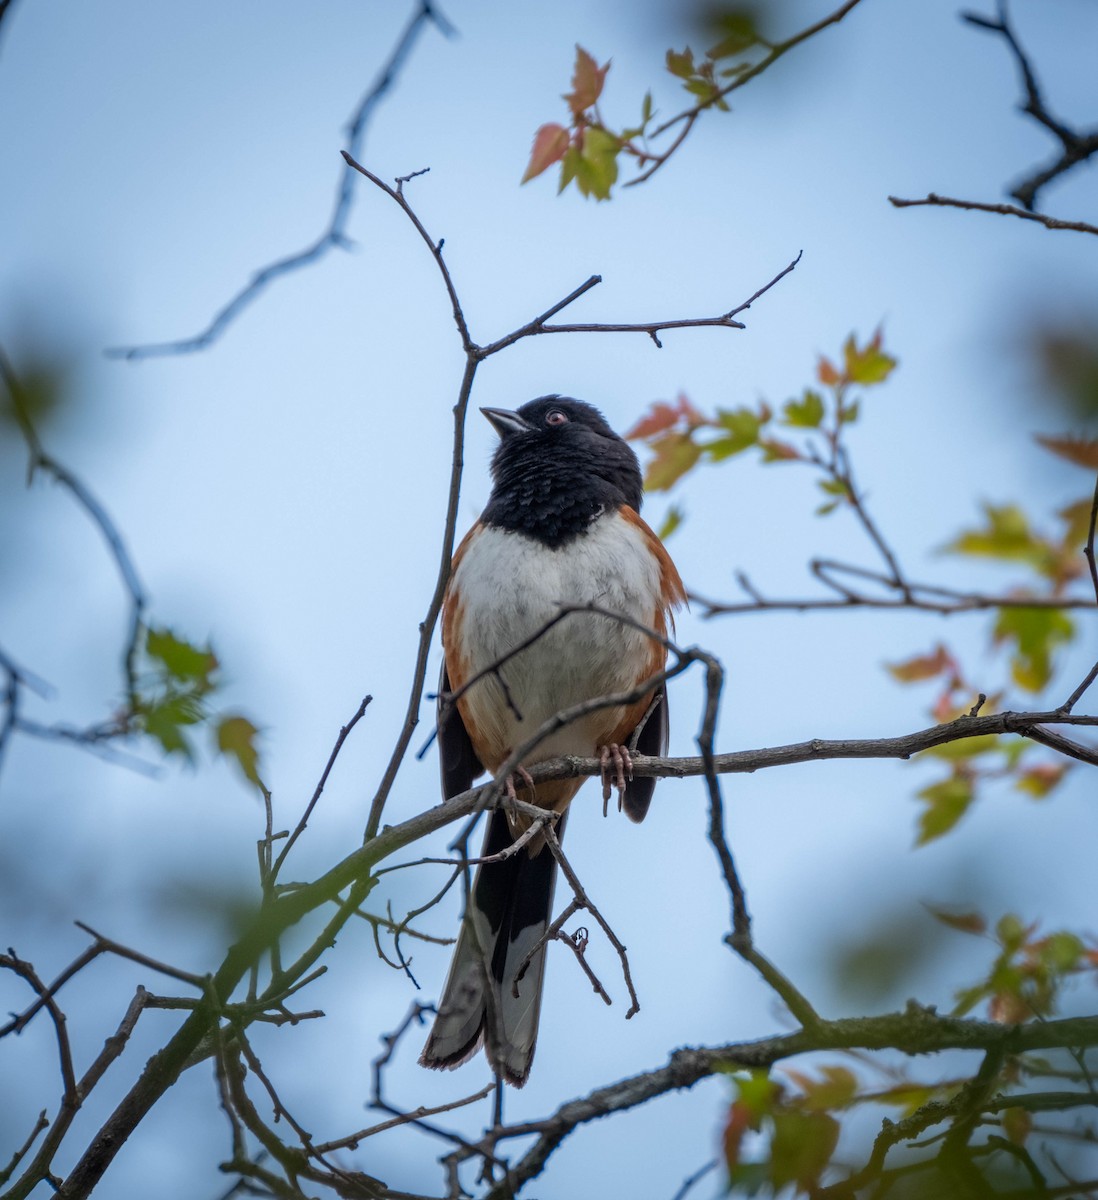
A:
419;396;685;1086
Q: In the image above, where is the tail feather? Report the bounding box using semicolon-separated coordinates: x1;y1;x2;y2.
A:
420;808;564;1086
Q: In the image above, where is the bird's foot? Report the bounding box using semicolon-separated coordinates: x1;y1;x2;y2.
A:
599;743;633;814
503;765;536;803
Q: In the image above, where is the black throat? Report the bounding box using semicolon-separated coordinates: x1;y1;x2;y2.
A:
480;398;644;549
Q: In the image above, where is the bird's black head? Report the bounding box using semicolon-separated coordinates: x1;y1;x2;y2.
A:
480;396;643;547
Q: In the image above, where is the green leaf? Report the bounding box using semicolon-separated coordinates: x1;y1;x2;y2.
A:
992;606;1074;692
685;78;719;101
915;775;974;845
644;432;702;491
1042;930;1084;971
707;12;759;60
709;406;762;457
782;389;824;428
1016;762;1070;797
557;145;581;194
146;627;217;684
141;694;205;761
216;714;264;791
734;1070;780;1119
666;47;696;79
657;505;684;540
996;913;1027;951
770;1110;840;1190
843;331;896;385
641;90;654;123
576;125;620;201
944;504;1049;569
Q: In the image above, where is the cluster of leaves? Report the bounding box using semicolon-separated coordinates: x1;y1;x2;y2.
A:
936;909;1098;1023
625;330;896;535
133;626;263;791
724;998;1098;1198
723;1068;845;1195
887;643;1073;845
522;14;768;200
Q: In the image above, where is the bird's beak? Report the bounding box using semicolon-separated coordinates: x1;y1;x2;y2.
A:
480;407;532;439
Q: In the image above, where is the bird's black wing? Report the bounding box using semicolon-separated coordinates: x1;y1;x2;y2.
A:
438;662;484;801
622;682;668;823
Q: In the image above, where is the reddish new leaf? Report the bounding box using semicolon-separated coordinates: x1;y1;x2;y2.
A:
565;45;609;115
521;123;570;184
626;400;682;440
817;355;840;386
1036;433;1098;470
886;643;952;683
929;907;987;935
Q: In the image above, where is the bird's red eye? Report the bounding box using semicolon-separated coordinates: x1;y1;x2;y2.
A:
546;410;568;426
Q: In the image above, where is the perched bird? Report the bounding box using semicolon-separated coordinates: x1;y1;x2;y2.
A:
419;396;686;1086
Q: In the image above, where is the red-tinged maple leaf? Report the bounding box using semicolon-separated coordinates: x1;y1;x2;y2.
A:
931;689;962;724
564;45;609;116
521;123;571;184
817;356;840;386
990;990;1033;1024
1035;433;1098;470
722;1100;752;1171
625;400;682;441
929;907;987;935
887;643;953;683
758;437;801;462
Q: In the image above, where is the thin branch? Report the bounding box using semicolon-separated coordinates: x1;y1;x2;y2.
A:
73;922;206;990
106;1;450;359
670;1159;718;1200
475;1008;1098;1199
628;0;866;187
540;823;639;1016
889;193;1098;237
493;251;801;350
696;564;1098;618
0;344;147;712
272;694;372;880
962;1;1098;210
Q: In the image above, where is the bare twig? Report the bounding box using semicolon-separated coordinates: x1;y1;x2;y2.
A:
0;345;147;716
697;559;1098;618
670;1159;718;1200
106;1;451;359
73;922;206;989
627;0;866;187
962;1;1098;210
272;694;372;880
482;251;801;351
889;193;1098;237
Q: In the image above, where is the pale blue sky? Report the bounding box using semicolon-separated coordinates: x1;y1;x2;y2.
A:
2;1;1096;1196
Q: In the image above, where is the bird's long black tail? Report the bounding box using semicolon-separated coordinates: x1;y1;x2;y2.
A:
419;808;565;1087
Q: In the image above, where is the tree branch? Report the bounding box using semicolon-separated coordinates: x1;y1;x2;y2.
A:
106;1;451;360
889;193;1098;238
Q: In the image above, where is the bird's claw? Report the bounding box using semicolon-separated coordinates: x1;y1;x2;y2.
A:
503;765;536;802
599;743;633;814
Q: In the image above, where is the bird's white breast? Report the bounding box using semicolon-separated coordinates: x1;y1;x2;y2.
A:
448;510;664;766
